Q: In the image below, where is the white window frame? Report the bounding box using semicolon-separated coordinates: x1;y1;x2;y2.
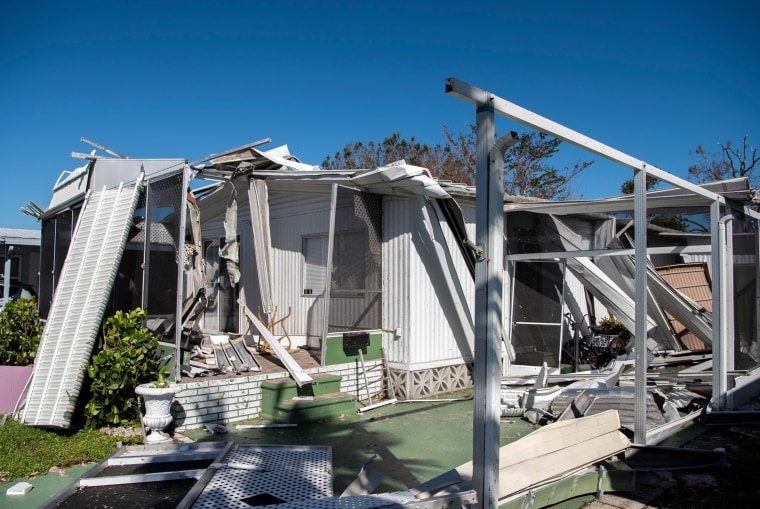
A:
303;234;327;295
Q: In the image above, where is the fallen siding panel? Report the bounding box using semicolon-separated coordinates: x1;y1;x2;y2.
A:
454;410;629;499
20;184;141;428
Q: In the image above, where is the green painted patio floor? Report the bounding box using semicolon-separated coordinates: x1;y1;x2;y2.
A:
2;464;94;509
184;391;538;495
2;392;542;508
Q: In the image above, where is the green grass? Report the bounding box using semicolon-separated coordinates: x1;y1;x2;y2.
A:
0;415;142;483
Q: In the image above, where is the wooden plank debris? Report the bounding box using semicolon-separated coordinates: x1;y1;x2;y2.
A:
442;410;629;499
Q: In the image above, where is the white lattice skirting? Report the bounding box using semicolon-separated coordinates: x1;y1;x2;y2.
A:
389;363;473;400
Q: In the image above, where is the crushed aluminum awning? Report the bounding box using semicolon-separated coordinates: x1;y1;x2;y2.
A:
429;409;630;500
349;163;449;199
503;177;760;219
197;143;321;178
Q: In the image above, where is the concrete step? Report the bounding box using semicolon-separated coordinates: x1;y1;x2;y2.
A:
266;391;356;424
261;373;356;423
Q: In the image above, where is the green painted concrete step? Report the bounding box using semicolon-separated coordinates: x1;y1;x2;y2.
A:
261;373;357;423
269;391;357;424
261;373;343;398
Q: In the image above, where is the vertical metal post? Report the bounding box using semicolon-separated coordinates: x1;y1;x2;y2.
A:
142;174;152;311
173;165;191;382
321;183;338;352
722;215;735;409
633;167;648;445
505;258;516;375
756;218;760;353
2;245;12;303
472;97;501;509
710;201;723;409
714;213;734;409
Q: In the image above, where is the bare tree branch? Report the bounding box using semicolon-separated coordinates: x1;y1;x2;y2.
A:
688;135;758;187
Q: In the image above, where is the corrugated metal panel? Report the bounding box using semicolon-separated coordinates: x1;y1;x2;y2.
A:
384;200;474;370
0;228;40;245
91;159;185;191
269;189;333;218
549;388;666;430
21;184;141;428
269;197;331;339
656;262;712;350
238;217;260;330
382;198;411;366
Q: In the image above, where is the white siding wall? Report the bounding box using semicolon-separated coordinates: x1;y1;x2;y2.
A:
382;197;411;367
269;191;332;340
200;185;332;341
383;197;475;370
202;184;476;372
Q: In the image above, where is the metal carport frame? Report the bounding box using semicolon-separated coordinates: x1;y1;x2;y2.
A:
445;77;760;508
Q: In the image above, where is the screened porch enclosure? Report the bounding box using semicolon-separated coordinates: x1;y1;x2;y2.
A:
326;186;383;334
302;185;383;353
509;259;566;369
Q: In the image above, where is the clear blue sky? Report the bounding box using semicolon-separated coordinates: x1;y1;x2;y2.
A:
2;0;758;229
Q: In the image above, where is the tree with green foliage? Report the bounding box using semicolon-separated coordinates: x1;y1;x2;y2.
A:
0;298;43;366
323;125;593;200
620;174;661;195
503;131;592;200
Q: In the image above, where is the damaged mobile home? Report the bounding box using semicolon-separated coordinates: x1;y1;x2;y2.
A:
11;78;760;507
18;138;489;430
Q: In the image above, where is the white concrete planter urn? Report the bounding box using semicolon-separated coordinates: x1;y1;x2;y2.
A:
135;382;180;444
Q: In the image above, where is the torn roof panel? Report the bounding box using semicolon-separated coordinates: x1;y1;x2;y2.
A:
503;177;758;216
21;184;142;428
198;144;320;175
90;158;186;191
350;164;449;199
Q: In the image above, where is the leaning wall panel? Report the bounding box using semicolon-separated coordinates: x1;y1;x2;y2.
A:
382;198;411;366
406;199;472;369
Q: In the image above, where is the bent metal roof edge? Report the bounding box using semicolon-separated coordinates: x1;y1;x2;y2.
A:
0;228;41;245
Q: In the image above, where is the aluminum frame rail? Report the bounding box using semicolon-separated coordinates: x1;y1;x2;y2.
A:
20;184;141;428
240;301;314;387
443;77;758;506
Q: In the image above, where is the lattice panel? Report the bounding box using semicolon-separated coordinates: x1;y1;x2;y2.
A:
192;445;332;509
389;364;473;400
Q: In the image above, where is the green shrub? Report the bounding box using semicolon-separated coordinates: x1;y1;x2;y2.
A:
84;308;166;428
0;298;44;366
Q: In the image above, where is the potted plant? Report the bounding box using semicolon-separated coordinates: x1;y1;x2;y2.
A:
135;365;180;443
84;308;179;443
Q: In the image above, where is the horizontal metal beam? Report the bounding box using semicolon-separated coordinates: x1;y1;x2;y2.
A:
445;77;721;203
506;244;711;262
